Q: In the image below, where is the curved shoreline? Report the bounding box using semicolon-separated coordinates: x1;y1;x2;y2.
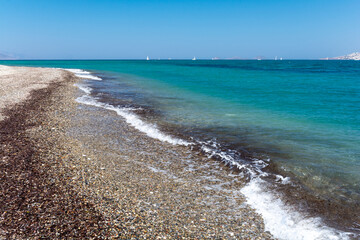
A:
0;65;273;238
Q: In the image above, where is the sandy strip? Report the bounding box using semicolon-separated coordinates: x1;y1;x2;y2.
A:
0;65;69;121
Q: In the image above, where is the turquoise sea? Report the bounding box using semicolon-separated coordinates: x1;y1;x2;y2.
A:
2;60;359;236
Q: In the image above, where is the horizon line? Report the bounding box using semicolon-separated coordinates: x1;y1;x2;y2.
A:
0;58;346;61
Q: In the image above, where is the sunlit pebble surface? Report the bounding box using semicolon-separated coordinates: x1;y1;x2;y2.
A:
1;77;109;238
42;79;274;239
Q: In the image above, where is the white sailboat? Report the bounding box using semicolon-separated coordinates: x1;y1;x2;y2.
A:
192;56;196;60
146;56;150;60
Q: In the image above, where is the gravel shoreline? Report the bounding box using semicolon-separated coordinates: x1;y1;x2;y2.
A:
0;67;274;239
0;73;109;238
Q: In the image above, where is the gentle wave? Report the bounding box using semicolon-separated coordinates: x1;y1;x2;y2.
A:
66;68;190;145
197;140;352;239
76;94;191;146
241;178;352;240
70;69;353;240
197;139;267;179
74;83;92;95
66;68;102;80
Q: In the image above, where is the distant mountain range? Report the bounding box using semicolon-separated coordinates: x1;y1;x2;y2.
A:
327;52;360;60
0;52;17;60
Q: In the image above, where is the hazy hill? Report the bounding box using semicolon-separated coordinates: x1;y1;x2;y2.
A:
329;52;360;60
0;52;16;60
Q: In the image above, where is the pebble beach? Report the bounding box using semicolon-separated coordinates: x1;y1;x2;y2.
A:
0;65;273;239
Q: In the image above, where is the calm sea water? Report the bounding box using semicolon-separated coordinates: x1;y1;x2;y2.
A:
2;60;360;235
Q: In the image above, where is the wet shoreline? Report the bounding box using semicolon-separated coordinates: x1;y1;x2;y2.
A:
70;83;273;239
81;71;359;238
0;66;273;238
88;73;360;236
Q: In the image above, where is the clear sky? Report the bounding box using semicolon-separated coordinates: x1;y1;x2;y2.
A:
0;0;359;59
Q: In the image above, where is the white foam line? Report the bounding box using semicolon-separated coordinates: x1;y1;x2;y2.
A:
74;83;92;94
199;142;258;178
69;68;190;145
65;68;102;80
241;178;352;240
76;95;191;146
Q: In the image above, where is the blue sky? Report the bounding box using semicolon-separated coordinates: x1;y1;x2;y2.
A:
0;0;359;59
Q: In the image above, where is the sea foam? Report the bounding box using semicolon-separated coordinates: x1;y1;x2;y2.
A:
66;68;191;145
74;83;92;95
76;95;191;146
241;178;352;240
66;68;102;80
200;139;352;239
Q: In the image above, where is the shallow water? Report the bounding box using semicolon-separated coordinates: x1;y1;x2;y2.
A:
2;60;360;238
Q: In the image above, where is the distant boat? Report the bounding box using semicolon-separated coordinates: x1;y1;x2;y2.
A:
280;57;283;60
192;57;196;60
146;56;149;60
275;56;278;60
